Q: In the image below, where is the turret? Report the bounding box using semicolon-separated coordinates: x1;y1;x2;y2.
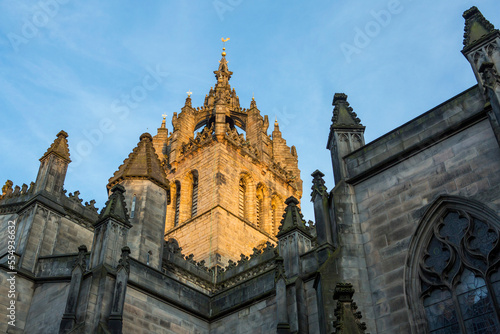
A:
276;196;313;277
461;6;500;145
107;133;169;270
90;184;132;269
34;130;71;195
326;94;365;184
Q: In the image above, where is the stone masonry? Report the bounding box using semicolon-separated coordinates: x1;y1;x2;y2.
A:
0;6;499;334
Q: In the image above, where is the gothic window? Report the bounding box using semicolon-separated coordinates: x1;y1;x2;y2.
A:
418;209;500;333
256;184;265;229
239;179;246;218
191;172;198;218
256;195;262;227
271;203;276;235
174;181;181;226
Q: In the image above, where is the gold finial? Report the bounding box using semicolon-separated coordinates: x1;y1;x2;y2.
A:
187;90;192;97
252;92;255;100
275;117;279;126
221;37;230;56
161;113;167;128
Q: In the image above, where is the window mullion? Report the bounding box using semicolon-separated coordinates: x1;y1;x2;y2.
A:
451;290;467;334
485;277;500;324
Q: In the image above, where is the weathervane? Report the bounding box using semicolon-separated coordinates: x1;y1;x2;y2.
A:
221;37;230;56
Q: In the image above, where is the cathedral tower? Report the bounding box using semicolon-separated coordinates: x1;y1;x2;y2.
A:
153;47;302;267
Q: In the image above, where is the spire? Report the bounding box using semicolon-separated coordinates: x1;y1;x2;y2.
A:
96;184;131;226
330;93;364;129
214;50;233;85
277;196;311;238
462;6;497;50
40;130;71;162
212;38;234;106
108;133;169;191
202;41;241;111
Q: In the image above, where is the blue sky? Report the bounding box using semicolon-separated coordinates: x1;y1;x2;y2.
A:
1;0;499;221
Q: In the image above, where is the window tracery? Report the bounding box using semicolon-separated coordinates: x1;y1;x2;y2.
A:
419;210;500;333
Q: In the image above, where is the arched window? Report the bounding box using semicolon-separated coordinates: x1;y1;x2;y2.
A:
256;194;262;227
191;172;198;217
406;196;500;333
174;181;181;227
238;178;247;218
256;184;265;229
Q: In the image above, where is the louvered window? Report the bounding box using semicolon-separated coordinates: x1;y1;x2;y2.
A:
239;179;245;218
191;175;198;217
256;196;262;228
174;182;180;226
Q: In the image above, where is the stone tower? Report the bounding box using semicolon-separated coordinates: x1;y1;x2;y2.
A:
153;48;302;267
107;133;169;270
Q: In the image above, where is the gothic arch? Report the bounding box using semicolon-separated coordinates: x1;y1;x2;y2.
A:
180;170;199;221
256;182;269;231
405;195;500;333
165;181;179;232
238;172;255;222
173;180;181;227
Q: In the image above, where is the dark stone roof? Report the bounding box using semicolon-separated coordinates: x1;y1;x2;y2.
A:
40;130;71;162
462;6;497;50
107;133;169;190
97;184;131;226
277;196;311;238
327;93;365;149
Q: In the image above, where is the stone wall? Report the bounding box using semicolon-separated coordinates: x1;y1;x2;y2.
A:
0;272;35;333
166;139;295;265
123;283;210;333
210;297;276;334
23;282;69;334
347;96;500;332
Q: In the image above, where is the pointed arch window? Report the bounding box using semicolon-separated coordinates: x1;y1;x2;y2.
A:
191;172;198;218
174;181;181;227
238;179;246;218
256;184;265;229
408;199;500;334
256;195;262;227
